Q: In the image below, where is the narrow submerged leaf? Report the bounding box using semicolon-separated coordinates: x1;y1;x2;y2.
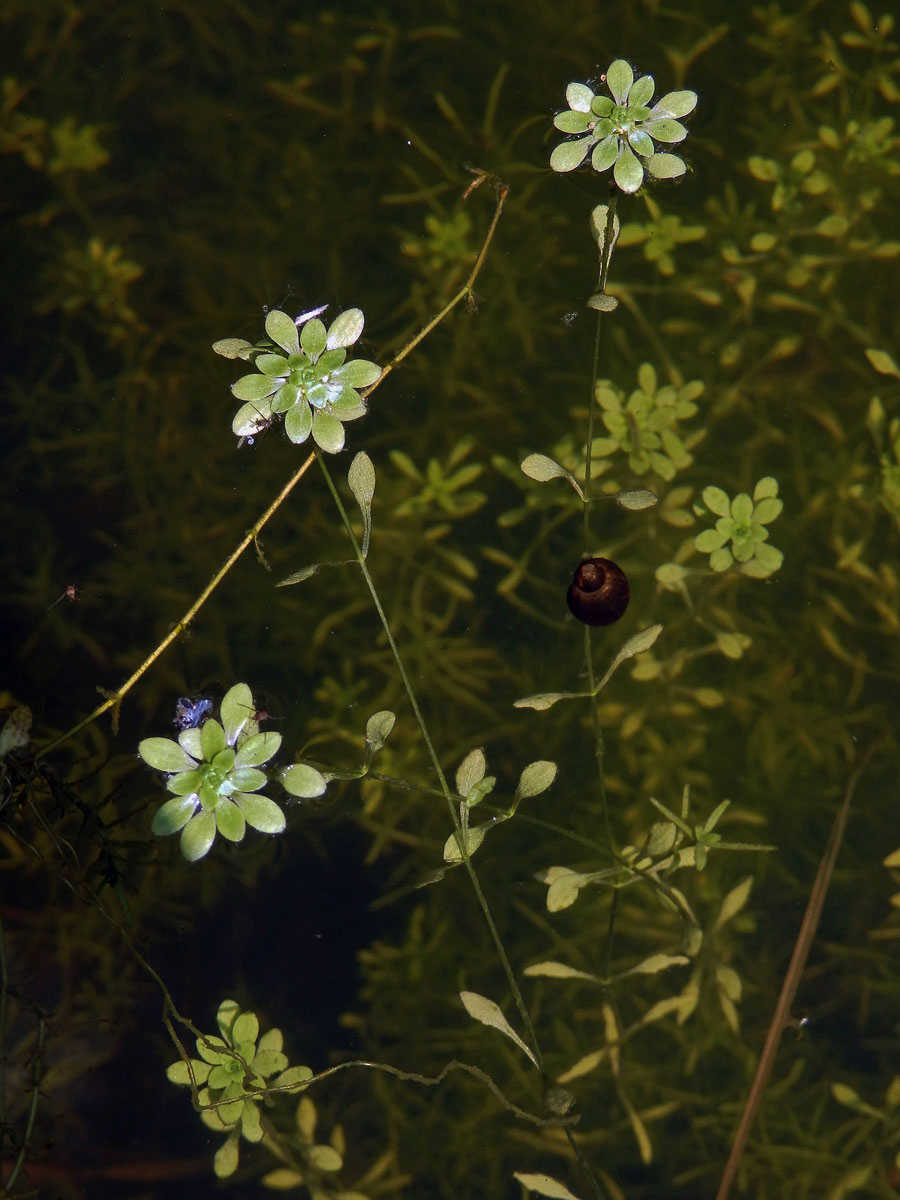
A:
523;961;599;982
622;953;689;977
712;875;753;931
520;454;585;500
865;347;900;378
621;1092;653;1164
513;692;579;711
512;1173;583;1200
278;564;322;587
348;452;375;556
595;624;663;693
459;991;539;1068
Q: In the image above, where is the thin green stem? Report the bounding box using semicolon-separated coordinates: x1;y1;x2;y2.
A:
581;192;619;863
316;451;544;1075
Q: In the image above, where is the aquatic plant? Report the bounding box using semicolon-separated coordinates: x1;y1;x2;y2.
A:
3;5;899;1199
138;683;325;861
222;308;381;453
693;478;784;577
550;59;697;191
166;999;312;1178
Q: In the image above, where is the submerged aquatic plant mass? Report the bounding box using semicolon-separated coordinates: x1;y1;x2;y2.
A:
2;2;900;1199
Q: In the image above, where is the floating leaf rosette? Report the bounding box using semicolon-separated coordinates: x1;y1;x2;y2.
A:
551;60;697;194
139;683;325;860
227;307;381;454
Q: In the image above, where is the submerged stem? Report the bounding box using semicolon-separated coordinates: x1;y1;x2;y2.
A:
317;451;544;1074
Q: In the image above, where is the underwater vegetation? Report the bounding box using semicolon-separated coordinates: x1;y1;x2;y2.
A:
2;1;900;1197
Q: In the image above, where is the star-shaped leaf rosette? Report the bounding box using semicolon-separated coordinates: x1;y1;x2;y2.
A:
222;307;381;454
693;478;784;579
551;60;698;194
138;683;327;861
166;998;312;1179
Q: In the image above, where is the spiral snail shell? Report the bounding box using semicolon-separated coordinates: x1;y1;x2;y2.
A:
566;557;630;627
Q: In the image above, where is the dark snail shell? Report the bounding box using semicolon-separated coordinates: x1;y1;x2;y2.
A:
566;557;630;627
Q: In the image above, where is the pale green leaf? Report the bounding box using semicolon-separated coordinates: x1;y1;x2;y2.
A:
624;953;689;977
523;960;599;982
590;204;621;253
309;1144;343;1171
515;760;557;800
547;871;589;912
513;692;574;711
139;737;197;773
180;811;216;860
615;488;657;510
442;823;488;863
753;475;779;500
621;1092;653;1164
712;875;753;931
513;1172;582;1200
716;963;742;1002
348;452;375;556
702;485;731;516
455;748;486;797
261;1168;306;1189
326;307;364;349
606;59;633;104
214;1131;240;1178
277;564;321;586
865;347;900;378
221;683;254;744
550;137;591;173
639;995;697;1026
652;89;697;118
587;292;619;312
233;792;286;832
299;317;326;358
831;1082;885;1120
365;710;395;753
280;763;326;799
558;1048;606;1082
595;625;663;693
459;991;538;1068
276;1064;313;1090
520;453;585;500
265;310;300;355
312;410;345;454
565;82;594;112
213;337;254;360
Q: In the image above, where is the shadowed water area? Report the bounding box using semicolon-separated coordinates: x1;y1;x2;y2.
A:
1;2;899;1197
